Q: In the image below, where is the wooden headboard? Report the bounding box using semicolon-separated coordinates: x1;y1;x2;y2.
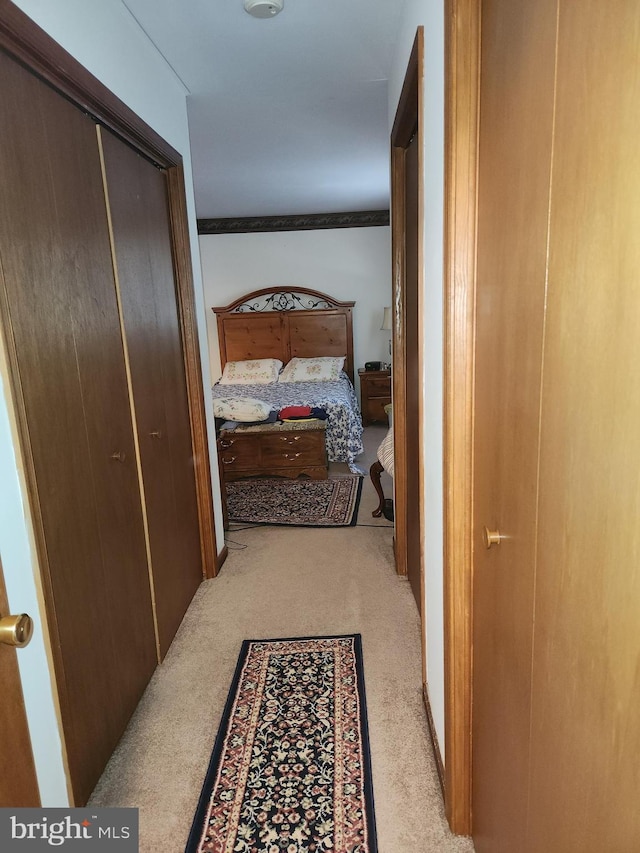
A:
211;287;356;383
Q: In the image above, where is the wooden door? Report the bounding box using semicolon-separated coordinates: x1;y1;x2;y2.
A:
391;30;424;617
98;129;203;658
0;557;40;807
526;3;640;849
0;52;157;804
471;1;557;849
404;133;421;612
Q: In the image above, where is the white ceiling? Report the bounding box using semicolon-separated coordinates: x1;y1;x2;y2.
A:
122;0;405;218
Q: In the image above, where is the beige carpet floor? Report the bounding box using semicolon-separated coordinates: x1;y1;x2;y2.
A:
89;427;474;853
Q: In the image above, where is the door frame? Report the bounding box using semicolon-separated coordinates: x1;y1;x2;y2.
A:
442;0;481;836
0;3;218;581
390;27;426;656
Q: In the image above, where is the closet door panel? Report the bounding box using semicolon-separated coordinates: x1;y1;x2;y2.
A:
0;53;156;804
471;1;557;849
529;2;640;849
100;129;203;658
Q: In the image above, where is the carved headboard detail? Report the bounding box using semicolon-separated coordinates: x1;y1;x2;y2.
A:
212;287;356;382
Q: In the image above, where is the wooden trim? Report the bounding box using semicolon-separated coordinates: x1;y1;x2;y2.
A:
392;40;420;143
167;167;218;580
390;24;428;767
423;682;445;796
414;30;427;696
442;0;480;835
198;209;390;235
0;2;179;168
390;152;408;578
390;28;424;591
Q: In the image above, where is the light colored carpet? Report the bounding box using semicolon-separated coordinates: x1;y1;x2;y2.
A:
89;427;474;853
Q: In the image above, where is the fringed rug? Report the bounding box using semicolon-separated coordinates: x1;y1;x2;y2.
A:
186;635;378;853
226;475;363;527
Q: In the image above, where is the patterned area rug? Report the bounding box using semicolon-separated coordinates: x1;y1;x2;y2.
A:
186;635;377;853
226;475;363;527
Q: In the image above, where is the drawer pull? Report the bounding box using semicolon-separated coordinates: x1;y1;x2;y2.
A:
284;452;302;459
220;439;234;449
222;455;237;464
280;434;302;442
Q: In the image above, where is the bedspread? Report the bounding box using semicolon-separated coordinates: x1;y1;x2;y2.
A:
212;374;364;471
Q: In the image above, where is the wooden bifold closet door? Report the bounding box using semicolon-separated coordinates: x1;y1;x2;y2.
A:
0;49;204;804
0;50;157;805
98;129;202;659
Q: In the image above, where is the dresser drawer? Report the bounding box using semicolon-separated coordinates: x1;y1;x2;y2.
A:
261;431;321;451
218;434;260;470
261;432;311;450
261;431;325;468
366;377;391;396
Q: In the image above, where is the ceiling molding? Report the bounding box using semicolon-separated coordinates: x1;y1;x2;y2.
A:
197;209;390;235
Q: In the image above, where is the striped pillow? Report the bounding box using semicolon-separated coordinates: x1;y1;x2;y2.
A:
377;429;394;476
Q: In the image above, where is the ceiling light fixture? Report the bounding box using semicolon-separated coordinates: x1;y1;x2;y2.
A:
244;0;284;18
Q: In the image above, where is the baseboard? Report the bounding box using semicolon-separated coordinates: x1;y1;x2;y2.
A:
217;545;229;570
423;682;445;796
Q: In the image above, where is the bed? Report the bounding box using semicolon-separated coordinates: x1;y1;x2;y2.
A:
211;287;364;471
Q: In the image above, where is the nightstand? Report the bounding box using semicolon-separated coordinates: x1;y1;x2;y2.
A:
358;368;392;426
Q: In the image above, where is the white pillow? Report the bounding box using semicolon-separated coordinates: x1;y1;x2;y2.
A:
213;397;272;422
218;358;283;385
278;356;345;383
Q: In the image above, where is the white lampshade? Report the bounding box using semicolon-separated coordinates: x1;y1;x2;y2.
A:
380;306;392;331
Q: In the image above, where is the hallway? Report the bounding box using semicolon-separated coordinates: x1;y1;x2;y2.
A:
89;429;473;852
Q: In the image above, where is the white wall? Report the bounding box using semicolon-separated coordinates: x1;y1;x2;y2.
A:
3;0;222;804
199;227;392;397
389;1;447;758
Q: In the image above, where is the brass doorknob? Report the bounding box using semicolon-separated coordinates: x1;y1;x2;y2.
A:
483;526;503;549
0;613;34;648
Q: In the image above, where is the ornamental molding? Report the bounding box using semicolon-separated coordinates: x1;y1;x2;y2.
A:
197;209;390;235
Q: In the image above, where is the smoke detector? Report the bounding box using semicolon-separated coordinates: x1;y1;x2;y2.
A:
244;0;283;18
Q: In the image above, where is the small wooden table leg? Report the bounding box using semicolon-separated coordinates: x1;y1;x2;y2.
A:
370;459;385;517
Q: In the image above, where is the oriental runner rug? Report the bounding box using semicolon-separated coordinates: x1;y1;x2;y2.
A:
226;474;363;527
185;635;378;853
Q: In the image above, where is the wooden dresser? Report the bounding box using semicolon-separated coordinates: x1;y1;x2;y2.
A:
358;368;392;425
218;420;328;481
